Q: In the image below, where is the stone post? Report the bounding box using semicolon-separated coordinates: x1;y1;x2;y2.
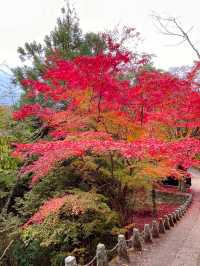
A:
164;215;170;230
181;208;184;216
175;210;180;221
144;224;153;243
180;206;185;215
158;218;165;234
177;208;182;218
65;256;77;266
132;228;142;251
168;214;174;227
96;243;108;266
189;195;193;204
179;179;186;192
171;212;177;224
152;220;159;238
117;234;129;262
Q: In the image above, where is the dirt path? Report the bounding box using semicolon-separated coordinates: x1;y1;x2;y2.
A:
112;168;200;266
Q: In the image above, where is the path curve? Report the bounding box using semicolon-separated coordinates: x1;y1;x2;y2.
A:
112;168;200;266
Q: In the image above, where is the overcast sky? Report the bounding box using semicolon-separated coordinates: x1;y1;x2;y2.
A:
1;0;200;70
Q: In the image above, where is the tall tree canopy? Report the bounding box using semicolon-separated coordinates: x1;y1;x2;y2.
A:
12;2;106;87
13;28;200;186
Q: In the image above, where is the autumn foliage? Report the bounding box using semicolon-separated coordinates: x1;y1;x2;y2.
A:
24;194;85;226
10;28;200;235
13;31;200;178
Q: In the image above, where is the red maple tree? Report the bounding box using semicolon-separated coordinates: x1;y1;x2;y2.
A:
12;29;200;188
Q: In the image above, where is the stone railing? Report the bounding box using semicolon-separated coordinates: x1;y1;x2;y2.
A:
65;194;192;266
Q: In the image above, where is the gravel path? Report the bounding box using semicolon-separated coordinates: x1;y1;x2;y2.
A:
111;168;200;266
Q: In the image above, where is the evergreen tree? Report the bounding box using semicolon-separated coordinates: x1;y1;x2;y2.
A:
12;1;105;86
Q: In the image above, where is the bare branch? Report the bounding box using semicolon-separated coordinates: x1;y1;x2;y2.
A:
0;240;14;261
166;38;187;47
152;13;200;60
186;26;194;35
0;225;16;234
152;13;182;37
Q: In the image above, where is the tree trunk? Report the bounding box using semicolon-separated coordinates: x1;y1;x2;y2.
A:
179;179;186;192
152;184;157;218
1;180;19;216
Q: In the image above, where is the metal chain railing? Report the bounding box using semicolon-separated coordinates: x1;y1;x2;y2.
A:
65;193;193;266
80;255;97;266
106;243;118;254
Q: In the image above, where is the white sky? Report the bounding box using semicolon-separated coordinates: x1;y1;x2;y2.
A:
1;0;200;70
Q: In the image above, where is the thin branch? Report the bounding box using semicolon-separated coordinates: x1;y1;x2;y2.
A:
173;18;200;59
152;14;182;37
0;225;16;233
186;26;194;35
0;240;14;261
152;13;200;60
165;38;187;47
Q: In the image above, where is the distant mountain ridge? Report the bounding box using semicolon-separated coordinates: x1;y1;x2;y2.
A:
169;65;192;79
0;71;21;105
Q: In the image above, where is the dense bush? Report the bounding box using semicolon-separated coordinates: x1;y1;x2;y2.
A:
15;191;119;265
